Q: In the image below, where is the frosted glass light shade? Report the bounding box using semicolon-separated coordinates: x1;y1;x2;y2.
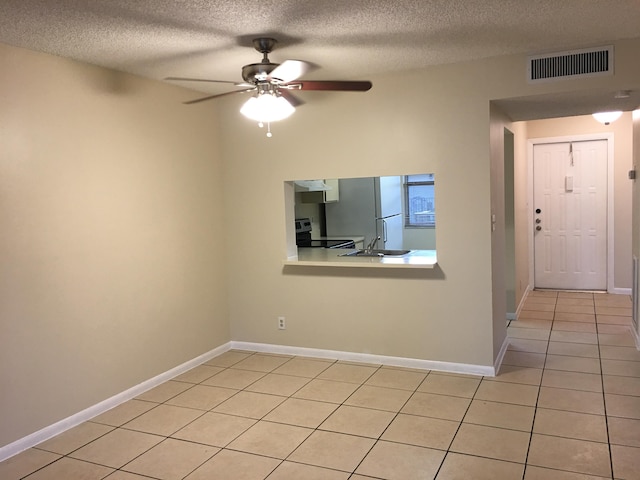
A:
240;93;295;122
592;111;622;125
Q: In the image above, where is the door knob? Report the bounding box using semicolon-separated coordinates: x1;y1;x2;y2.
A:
536;226;542;231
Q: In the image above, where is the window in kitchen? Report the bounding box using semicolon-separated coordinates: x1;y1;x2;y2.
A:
404;174;435;227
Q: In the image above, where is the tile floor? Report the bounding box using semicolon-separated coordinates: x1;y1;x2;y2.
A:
1;291;638;479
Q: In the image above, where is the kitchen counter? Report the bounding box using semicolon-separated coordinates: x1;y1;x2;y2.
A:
284;248;437;269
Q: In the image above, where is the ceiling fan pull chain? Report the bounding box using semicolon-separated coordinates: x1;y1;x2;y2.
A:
266;122;273;137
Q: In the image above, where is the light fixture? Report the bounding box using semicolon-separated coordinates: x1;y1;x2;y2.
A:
240;84;295;137
592;111;622;125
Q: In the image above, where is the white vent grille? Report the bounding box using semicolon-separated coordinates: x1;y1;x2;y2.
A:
527;46;613;83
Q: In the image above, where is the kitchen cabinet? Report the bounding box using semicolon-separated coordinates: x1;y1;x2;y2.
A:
300;179;339;203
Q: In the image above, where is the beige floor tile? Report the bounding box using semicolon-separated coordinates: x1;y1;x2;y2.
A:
556;298;595;307
36;422;113;455
292;378;359;404
594;295;631;306
400;392;471;421
474;380;539;406
527;434;611;477
0;448;61;480
202;368;265;389
231;353;292;373
596;306;632;316
544;354;601;374
554;312;596;323
212;391;286;419
345;385;413;412
226;420;312;459
489;365;543;385
547;341;599;358
91;400;157;426
537;386;605;415
21;457;113;480
596;324;631;334
364;367;427;390
317;363;378;384
263;397;337;428
355;440;445;480
611;444;640;480
266;461;350;480
608;416;640;447
598;333;636;347
173;365;224;384
528;290;558;298
524;465;610;479
533;408;607;443
552;321;597;333
105;471;154;480
184;449;280;480
135;380;193;403
288;430;375;472
508;319;552;330
381;413;458;450
171;411;256;447
70;428;163;468
450;423;530;463
549;331;598;344
525;294;557;303
463;399;534;431
166;384;237;410
244;373;310;396
319;405;395;438
557;292;593;299
507;327;550;341
436;452;524;480
596;314;632;325
555;304;595;315
605;393;640;419
204;350;252;368
541;370;602;393
122;438;217;480
272;357;333;378
123;404;204;436
600;345;640;362
522;302;555;312
507;338;549;354
518;310;554;321
602;359;640;377
603;375;640;396
502;351;546;369
417;373;480;398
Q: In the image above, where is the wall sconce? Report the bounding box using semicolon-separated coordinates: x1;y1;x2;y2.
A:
592;111;622;125
240;84;295;137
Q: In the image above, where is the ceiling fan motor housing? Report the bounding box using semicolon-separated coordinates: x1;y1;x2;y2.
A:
242;62;280;83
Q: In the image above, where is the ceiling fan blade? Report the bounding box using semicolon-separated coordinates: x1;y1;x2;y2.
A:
279;89;305;107
268;60;316;83
165;76;253;88
283;80;372;92
183;88;255;105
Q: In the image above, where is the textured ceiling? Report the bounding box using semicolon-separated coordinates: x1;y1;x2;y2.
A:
1;0;640;119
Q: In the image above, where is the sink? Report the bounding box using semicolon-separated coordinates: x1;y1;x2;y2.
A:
341;249;411;257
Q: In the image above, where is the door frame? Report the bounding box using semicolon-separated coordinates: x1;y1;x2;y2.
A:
527;133;614;292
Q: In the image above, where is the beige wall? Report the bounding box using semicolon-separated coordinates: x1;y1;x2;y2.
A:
525;113;634;292
0;44;230;447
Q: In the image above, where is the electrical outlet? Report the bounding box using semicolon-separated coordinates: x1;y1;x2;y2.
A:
278;316;286;330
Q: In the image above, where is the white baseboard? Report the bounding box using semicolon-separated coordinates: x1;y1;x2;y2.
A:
231;341;496;377
611;287;632;296
493;336;510;375
0;342;232;462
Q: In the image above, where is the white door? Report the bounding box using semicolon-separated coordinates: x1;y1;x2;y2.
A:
533;140;608;290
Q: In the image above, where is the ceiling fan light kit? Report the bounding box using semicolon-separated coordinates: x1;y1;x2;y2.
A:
166;37;372;137
592;110;622;125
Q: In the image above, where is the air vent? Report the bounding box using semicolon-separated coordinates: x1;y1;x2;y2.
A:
527;46;613;83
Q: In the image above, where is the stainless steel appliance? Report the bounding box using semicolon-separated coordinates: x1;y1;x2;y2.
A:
295;218;355;248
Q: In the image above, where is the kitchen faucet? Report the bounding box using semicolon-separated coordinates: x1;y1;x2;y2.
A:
366;235;380;252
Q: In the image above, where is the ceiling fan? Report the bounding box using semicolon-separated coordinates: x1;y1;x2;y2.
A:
165;37;372;136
